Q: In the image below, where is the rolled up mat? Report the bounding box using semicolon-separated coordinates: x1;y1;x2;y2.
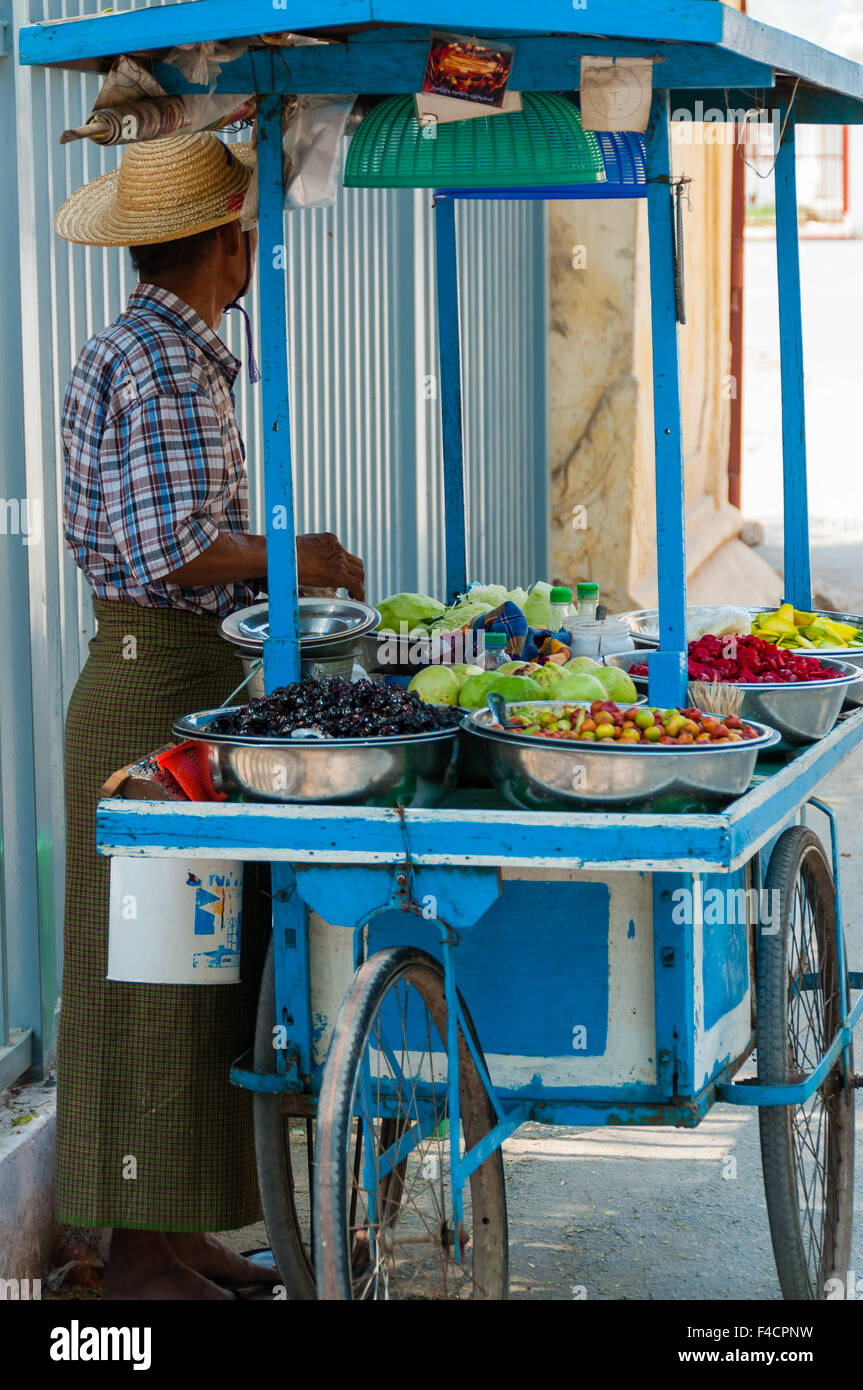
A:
60;94;256;145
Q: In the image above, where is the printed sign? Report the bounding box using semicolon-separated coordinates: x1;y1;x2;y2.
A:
422;32;515;108
580;56;654;132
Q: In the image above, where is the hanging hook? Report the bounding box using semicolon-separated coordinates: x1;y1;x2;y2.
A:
671;175;692;325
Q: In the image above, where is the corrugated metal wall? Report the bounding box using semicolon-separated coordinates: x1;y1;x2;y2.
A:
2;0;547;1075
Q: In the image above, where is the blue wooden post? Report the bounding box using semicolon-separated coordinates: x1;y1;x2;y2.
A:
774;107;813;610
270;864;313;1080
434;196;469;602
257;95;302;690
645;91;689;708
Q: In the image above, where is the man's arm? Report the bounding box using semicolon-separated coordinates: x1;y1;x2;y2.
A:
164;530;366;600
163;532;267;586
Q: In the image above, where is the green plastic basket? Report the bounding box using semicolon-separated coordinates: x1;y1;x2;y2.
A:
344;93;605;190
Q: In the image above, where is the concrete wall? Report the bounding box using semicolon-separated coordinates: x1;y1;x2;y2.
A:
549;4;783;613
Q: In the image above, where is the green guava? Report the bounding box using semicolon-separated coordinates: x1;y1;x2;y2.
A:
459;671;542;710
555;672;608;702
448;663;484;689
595;666;638;704
408;666;460;706
530;663;568;694
563;655;600;674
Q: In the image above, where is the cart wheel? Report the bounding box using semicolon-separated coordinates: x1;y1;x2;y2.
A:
314;946;508;1300
253;941;408;1299
757;827;855;1300
253;940;316;1299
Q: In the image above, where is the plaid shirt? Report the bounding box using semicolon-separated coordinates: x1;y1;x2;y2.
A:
62;283;256;617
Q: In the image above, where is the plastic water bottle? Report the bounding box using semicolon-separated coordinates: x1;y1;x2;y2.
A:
481;632;509;671
575;582;599;622
549;586;573;633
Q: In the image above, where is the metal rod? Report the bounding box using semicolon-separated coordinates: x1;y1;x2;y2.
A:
441;935;465;1256
807;795;852;1085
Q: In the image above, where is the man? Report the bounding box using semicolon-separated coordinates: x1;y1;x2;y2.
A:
55;132;364;1299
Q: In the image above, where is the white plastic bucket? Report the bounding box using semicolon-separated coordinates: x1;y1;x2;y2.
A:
108;858;244;984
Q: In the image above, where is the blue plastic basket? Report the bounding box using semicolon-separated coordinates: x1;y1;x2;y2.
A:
436;129;647;200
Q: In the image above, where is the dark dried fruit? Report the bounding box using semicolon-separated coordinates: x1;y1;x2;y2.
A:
208;677;462;739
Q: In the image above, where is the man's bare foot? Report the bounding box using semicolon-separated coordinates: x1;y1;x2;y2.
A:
167;1233;280;1286
103;1230;239;1301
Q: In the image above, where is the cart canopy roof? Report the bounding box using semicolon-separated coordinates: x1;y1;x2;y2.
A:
17;0;863;125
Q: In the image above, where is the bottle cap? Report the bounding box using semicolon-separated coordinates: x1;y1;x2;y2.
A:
550;586;572;603
484;632;507;648
577;582;599;598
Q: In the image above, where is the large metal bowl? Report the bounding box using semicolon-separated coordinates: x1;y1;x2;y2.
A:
603;651;860;745
461;704;781;809
356;629;486;675
616;605;863;707
173;709;458;807
220;598;381;660
456;697;646;789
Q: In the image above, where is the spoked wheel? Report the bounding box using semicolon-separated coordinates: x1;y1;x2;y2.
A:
253;941;411;1298
314;946;508;1300
757;827;855;1299
253;940;316;1299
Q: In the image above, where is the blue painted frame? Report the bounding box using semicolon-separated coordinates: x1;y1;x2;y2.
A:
773;107;813;612
434;198;469;603
645;92;689;708
18;2;863;115
257;96;302;690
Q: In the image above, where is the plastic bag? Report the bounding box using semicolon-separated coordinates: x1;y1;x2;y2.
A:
686;606;752;642
283;95;357;211
162;40;251;92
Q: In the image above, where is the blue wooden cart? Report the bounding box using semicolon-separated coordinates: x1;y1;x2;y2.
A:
20;2;863;1300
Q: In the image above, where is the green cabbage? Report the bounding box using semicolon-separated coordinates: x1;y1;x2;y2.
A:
522;581;553;631
460;583;509;607
375;592;447;633
429;600;495;633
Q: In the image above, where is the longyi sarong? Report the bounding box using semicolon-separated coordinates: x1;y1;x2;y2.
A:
57;597;269;1231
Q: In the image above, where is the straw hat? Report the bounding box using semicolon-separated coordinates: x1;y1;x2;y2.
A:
54;132;256;246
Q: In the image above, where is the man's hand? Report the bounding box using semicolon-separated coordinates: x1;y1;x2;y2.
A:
297;532;366;601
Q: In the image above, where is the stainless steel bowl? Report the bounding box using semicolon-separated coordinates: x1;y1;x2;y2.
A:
461;704;781;809
356;629;486;675
221;598;381;660
603;651;859;745
356;631;423;674
173;709;458;807
615;605;863;708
